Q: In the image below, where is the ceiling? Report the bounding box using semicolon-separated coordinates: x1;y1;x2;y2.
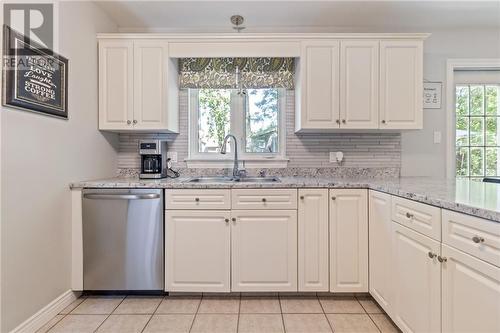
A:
94;1;500;33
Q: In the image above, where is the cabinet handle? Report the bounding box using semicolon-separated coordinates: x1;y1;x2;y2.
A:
262;198;267;202
133;120;138;124
331;196;336;200
342;119;346;124
336;119;340;124
405;212;414;219
428;251;437;259
381;120;386;124
300;196;304;200
225;218;229;223
195;198;200;202
232;217;236;222
438;256;448;263
472;236;485;243
127;120;131;125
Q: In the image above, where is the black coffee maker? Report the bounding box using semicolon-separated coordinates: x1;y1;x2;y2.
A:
139;139;168;179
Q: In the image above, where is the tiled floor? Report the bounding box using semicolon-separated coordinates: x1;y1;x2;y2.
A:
38;294;400;333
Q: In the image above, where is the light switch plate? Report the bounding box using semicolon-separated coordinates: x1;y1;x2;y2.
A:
433;131;442;144
167;151;178;163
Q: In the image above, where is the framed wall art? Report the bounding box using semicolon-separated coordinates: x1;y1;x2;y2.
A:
2;25;68;119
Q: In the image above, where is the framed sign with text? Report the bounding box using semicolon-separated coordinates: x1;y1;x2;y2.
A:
423;81;442;109
2;25;68;119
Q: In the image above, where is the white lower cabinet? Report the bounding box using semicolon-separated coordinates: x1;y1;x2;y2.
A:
165;210;231;292
231;210;298;292
329;189;368;292
392;222;441;333
298;189;329;291
368;190;394;315
441;244;500;333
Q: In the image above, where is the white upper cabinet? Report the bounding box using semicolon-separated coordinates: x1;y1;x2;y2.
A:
98;40;134;130
340;40;379;129
296;37;424;131
329;189;368;292
298;189;329;292
380;40;423;129
296;41;340;130
99;39;178;132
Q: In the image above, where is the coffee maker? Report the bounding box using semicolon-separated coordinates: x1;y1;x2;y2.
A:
139;139;168;179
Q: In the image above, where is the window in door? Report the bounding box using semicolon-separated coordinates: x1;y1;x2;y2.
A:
456;84;500;178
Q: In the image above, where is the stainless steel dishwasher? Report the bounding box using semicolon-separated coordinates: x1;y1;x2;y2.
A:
82;189;164;291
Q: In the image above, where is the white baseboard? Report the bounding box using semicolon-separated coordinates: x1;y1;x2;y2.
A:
10;290;79;333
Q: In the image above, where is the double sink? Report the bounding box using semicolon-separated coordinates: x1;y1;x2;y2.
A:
186;176;281;183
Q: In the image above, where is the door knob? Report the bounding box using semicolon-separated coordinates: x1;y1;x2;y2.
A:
342;119;346;124
262;198;267;202
331;196;336;200
405;212;414;219
133;120;138;124
225;218;229;223
428;251;437;259
336;119;340;124
127;120;131;125
438;256;448;263
231;218;236;222
300;196;304;200
195;198;200;202
381;120;386;124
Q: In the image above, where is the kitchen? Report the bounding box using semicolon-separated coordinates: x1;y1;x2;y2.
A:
1;1;500;333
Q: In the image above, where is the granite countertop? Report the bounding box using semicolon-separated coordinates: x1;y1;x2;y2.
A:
70;176;500;222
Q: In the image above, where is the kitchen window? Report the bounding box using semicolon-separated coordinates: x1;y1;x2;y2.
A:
181;57;293;167
188;88;286;164
455;84;500;178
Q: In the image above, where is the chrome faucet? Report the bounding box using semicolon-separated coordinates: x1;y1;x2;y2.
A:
220;134;241;178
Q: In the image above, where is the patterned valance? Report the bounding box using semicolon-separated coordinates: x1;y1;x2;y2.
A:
179;57;294;89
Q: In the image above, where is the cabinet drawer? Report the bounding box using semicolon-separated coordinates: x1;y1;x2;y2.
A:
165;189;230;210
442;210;500;267
232;189;297;210
391;196;441;241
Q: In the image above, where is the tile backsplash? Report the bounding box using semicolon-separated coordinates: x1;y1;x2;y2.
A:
117;90;401;174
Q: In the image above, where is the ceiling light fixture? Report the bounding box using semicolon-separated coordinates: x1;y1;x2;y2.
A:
230;15;245;32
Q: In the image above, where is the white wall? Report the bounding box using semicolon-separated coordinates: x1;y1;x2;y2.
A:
401;28;500;177
0;2;118;332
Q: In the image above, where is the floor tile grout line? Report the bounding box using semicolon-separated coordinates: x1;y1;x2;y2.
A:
44;313;67;333
318;297;335;333
236;293;242;333
278;294;286;333
91;296;126;333
139;295;165;333
188;294;203;333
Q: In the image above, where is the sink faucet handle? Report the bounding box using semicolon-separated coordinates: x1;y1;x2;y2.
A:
258;170;266;177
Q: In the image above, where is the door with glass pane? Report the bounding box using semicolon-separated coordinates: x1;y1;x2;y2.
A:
456;85;500;178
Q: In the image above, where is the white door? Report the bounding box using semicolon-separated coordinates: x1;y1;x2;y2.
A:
98;40;134;130
165;210;231;292
133;40;169;130
380;40;423;129
298;41;340;130
298;189;329;291
340;40;379;129
442;244;500;333
231;210;297;292
368;190;394;315
329;189;368;292
392;222;441;333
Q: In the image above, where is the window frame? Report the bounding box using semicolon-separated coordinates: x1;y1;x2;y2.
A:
187;88;288;168
455;83;500;179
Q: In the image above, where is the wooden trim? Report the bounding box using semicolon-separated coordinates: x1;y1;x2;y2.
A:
9;290;79;333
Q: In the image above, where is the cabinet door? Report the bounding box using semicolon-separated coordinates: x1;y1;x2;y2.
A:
392;222;441;333
133;40;169;130
231;210;297;292
298;189;329;291
442;244;500;333
340;40;379;129
298;41;340;130
329;189;368;292
165;210;231;292
98;40;134;130
368;190;394;315
380;40;423;129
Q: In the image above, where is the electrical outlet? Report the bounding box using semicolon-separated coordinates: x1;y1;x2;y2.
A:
433;131;442;144
167;151;178;163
